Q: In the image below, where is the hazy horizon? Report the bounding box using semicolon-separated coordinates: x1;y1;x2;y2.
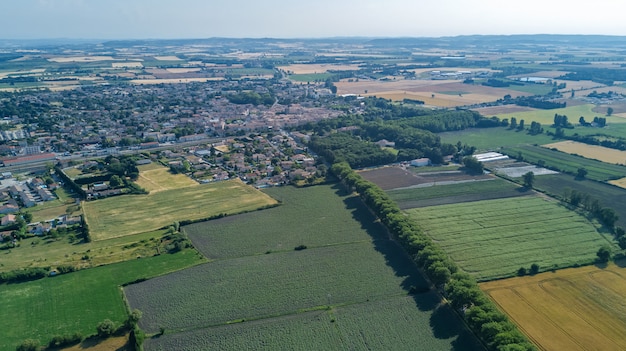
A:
3;0;626;40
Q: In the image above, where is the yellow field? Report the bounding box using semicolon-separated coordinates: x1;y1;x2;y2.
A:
47;56;115;62
335;79;530;107
165;67;202;73
112;61;143;68
481;264;626;351
278;63;362;74
543;140;626;165
153;56;182;61
609;177;626;189
130;77;223;85
135;165;198;193
83;179;277;241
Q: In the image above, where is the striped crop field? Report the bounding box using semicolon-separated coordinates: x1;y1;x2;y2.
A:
406;196;610;280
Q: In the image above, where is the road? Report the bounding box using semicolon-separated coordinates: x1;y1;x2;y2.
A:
2;137;226;174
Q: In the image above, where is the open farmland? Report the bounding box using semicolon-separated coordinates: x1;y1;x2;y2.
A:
144;295;481;351
185;185;386;259
278;63;362;74
543;140;626;165
0;250;202;351
387;177;528;209
492;104;626;125
83;179;277;240
406;196;609;280
439;127;555;150
533;174;626;229
135;164;198;193
501;145;626;181
125;241;428;333
335;79;530;107
125;184;481;350
358;166;493;191
481;264;626;351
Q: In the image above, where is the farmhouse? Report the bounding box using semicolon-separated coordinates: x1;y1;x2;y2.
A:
410;158;431;167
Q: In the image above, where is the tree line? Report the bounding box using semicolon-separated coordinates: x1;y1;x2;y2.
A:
330;162;536;351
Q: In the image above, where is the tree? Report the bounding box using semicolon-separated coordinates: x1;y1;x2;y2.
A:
509;117;517;129
126;309;142;328
516;119;525;130
529;263;539;275
462;156;484;175
522;171;534;189
597;246;611;263
96;319;116;338
16;339;40;351
576;167;588;179
109;175;122;188
21;212;33;224
599;208;619;229
607;107;614;116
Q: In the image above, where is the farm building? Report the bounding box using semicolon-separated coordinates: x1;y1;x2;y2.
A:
410;158;431;167
473;152;509;163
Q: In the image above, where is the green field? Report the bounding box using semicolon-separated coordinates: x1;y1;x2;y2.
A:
501;145;626;181
288;73;335;82
125;184;481;350
184;185;385;259
387;178;527;209
144;295;481;351
125;241;427;332
534;174;626;229
83;179;277;240
494;104;626;125
0;249;203;351
439;127;555;151
406;196;610;280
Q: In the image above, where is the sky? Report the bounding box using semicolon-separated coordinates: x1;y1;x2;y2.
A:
2;0;626;40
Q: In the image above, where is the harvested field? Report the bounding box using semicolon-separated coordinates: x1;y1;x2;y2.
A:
130;77;223;84
358;166;492;190
83;179;277;240
335;79;530;107
153;56;182;61
543;140;626;165
166;67;202;73
47;56;115;62
496;103;626;125
406;196;608;280
481;264;626;351
608;176;626;189
135;165;198;193
111;61;143;68
278;63;362;74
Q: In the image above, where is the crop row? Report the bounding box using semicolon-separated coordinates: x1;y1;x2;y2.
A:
501;145;626;181
184;185;386;259
407;197;608;279
126;240;427;334
387;177;520;204
144;295;479;351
